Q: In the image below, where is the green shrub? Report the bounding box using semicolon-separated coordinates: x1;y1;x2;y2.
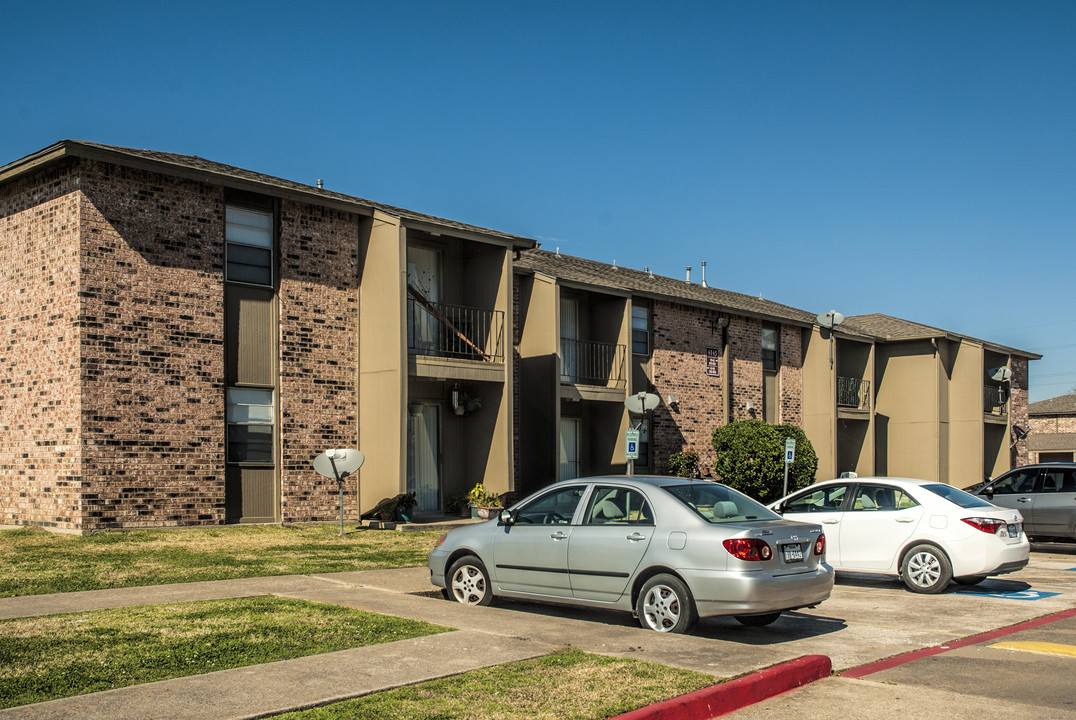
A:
711;420;817;503
667;451;701;478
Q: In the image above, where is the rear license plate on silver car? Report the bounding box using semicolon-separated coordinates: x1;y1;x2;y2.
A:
781;544;803;562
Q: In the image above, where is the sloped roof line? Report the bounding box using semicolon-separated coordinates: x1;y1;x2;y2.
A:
0;139;536;247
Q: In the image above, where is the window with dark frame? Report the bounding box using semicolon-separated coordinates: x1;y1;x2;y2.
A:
225;205;274;286
226;387;275;463
631;303;650;355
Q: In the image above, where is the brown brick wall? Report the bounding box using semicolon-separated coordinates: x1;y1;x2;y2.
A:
650;302;805;477
1009;356;1030;466
77;160;227;529
277;200;359;522
0;161;84;530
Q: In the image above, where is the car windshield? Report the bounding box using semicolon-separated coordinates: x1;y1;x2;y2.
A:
663;483;779;523
921;483;993;509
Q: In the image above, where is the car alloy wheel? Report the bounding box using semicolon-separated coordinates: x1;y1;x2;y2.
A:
901;544;952;594
637;574;697;633
447;555;494;606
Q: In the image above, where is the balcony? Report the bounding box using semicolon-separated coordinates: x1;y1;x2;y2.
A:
837;376;871;410
560;338;626;388
984;385;1008;416
407;295;504;363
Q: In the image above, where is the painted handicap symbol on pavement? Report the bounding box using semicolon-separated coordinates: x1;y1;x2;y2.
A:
955;587;1060;601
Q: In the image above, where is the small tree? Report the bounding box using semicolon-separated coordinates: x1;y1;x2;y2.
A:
711;420;817;503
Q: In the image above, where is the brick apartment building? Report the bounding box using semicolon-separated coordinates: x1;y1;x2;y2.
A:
1028;393;1076;463
0;140;1040;533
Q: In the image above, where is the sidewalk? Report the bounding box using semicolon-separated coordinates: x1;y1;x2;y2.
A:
0;571;555;720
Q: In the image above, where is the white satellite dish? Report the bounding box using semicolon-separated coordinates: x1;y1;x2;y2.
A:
987;367;1012;382
624;392;660;415
313;448;365;479
816;310;845;328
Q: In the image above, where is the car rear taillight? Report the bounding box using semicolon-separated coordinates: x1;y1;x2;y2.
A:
962;517;1005;534
813;534;826;556
723;538;773;561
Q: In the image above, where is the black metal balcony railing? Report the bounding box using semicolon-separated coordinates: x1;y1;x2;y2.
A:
560;338;627;388
984;385;1008;415
837;376;871;410
407;297;504;363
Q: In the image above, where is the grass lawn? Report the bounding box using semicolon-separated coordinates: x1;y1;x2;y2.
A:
0;524;442;597
274;649;716;720
0;596;452;709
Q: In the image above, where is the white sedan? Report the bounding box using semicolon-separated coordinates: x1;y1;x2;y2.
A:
769;477;1029;593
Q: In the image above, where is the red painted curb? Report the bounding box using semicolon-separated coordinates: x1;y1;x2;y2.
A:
609;654;832;720
842;606;1076;679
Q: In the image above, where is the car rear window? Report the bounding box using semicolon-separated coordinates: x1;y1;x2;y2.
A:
663;483;779;523
921;483;993;509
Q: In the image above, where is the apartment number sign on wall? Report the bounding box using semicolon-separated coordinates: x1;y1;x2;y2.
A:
706;347;721;377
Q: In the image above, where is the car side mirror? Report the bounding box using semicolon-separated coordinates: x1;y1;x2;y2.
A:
498;509;516;526
982;487;993;498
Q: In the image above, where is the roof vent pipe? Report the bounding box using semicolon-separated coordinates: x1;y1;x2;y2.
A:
701;261;708;287
317;179;324;189
686;266;691;283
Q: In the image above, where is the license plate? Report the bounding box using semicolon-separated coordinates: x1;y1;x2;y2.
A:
782;544;804;562
1007;523;1020;538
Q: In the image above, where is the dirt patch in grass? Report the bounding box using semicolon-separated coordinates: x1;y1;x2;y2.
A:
273;649;716;720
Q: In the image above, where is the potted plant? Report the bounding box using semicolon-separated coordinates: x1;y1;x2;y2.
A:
446;493;471;517
467;483;502;519
395;491;417;522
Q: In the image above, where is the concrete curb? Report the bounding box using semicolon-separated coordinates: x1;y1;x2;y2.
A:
609;654;833;720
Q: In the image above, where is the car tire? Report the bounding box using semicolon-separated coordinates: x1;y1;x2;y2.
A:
901;544;952;594
447;555;494;606
953;575;986;586
734;612;782;627
636;574;697;633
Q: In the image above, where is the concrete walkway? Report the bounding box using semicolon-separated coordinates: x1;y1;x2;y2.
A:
2;551;1075;719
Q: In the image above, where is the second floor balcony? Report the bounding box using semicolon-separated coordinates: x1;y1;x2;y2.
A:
407;295;504;363
561;338;626;388
984;384;1008;416
837;376;871;411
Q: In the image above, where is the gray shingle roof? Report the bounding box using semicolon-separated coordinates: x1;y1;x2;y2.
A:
515;249;822;326
0;140;535;247
1028;432;1076;451
844;313;1040;359
1030;394;1076;416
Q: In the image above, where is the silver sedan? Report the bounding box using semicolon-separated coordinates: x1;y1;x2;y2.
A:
428;476;834;633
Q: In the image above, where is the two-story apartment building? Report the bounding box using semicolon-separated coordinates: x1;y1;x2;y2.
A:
802;314;1038;488
0;140;531;532
0;140;1040;532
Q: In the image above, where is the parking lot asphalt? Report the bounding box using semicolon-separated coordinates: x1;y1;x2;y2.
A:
1;544;1074;720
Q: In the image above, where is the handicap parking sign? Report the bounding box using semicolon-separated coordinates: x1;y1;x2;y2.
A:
955;587;1060;601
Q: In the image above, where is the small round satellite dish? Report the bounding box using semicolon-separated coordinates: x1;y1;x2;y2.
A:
313;449;365;479
987;367;1012;382
624;392;660;415
815;310;845;328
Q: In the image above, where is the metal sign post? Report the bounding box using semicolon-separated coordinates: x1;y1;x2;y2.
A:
623;392;660;478
783;438;796;497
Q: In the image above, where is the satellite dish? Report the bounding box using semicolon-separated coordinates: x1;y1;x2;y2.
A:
313;448;365;479
816;310;845;328
987;367;1012;382
624;392;660;415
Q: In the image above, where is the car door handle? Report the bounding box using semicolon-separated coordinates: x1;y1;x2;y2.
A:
1017;497;1032;503
821;519;840;524
626;532;647;541
550;531;569;540
895;517;916;523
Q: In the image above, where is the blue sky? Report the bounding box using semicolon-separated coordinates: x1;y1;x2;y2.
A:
4;1;1074;402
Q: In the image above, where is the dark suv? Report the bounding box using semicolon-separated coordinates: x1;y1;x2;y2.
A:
971;463;1076;542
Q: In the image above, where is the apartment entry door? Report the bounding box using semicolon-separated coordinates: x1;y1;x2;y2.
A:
407;404;440;512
